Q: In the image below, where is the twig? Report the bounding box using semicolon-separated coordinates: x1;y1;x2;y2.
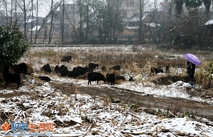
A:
169;111;177;118
82;124;93;137
127;112;142;120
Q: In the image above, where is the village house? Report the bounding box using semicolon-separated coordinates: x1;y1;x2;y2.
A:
0;1;169;44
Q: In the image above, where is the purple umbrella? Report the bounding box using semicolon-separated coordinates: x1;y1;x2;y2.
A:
184;53;201;66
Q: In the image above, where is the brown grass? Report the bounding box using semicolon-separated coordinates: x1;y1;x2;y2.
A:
23;46;213;89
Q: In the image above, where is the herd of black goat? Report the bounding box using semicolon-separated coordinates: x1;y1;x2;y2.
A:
41;61;125;85
1;55;167;89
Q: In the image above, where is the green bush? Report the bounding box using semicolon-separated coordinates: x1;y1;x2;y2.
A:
0;23;30;69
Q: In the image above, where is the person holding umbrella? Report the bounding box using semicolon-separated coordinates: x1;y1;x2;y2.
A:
184;53;201;87
186;60;195;86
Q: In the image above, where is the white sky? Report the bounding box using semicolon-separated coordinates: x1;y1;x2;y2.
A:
0;0;164;17
38;0;164;17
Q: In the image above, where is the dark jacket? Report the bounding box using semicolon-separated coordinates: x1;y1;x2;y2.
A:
187;61;195;75
187;61;195;81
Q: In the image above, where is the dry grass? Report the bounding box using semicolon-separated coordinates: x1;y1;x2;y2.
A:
21;46;213;89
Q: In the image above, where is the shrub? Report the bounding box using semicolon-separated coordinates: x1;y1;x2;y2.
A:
0;23;30;69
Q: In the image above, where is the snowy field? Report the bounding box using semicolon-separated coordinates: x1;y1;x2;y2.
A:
0;45;213;137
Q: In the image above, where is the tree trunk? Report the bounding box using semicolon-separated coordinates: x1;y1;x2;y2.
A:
23;0;27;41
138;0;144;43
34;0;39;44
30;0;33;43
48;0;54;44
60;0;65;46
85;4;89;42
113;0;119;43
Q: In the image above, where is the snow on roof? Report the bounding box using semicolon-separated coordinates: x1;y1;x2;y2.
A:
128;13;149;22
127;23;161;30
205;19;213;25
145;22;161;27
26;18;36;23
29;25;41;31
126;26;139;29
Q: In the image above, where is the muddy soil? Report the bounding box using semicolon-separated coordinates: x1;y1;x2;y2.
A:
1;77;213;121
76;86;213;121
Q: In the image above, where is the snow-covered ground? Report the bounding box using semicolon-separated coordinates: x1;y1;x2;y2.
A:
1;77;213;137
0;45;213;137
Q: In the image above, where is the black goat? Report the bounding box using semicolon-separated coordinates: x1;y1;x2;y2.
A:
106;73;115;85
3;67;21;89
113;65;121;70
38;76;51;82
88;63;99;70
61;55;72;62
41;64;51;73
10;63;28;74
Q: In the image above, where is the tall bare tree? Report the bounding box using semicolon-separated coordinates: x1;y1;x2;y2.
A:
34;1;62;44
138;0;145;43
33;0;38;44
30;0;33;43
16;0;31;41
60;0;65;45
174;0;183;17
203;0;211;19
48;0;54;44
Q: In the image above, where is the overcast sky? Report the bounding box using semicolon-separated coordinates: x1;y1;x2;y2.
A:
0;0;164;17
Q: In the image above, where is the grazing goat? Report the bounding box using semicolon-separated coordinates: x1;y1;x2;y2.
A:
61;55;72;62
38;76;51;82
11;63;28;74
3;67;21;88
41;64;51;73
113;65;121;70
54;65;60;73
59;65;69;77
106;73;115;85
88;63;99;70
72;66;92;78
87;72;106;85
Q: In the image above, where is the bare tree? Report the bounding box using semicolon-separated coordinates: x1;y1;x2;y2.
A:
203;0;211;19
60;0;65;45
16;0;32;41
33;1;62;44
174;0;183;17
48;0;54;44
138;0;145;43
30;0;33;43
33;0;38;44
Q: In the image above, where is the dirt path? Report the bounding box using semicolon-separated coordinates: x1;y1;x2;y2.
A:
1;79;213;121
78;86;213;121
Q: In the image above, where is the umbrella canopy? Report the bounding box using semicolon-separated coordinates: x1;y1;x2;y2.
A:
184;53;201;66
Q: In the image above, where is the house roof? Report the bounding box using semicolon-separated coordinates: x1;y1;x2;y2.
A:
144;23;161;27
29;25;41;31
205;19;213;25
128;12;149;22
26;18;36;23
126;26;139;29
